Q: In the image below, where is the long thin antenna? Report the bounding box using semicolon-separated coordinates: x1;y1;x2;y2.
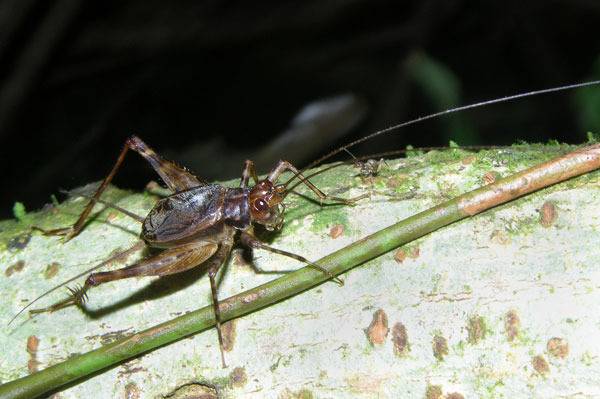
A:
293;80;600;182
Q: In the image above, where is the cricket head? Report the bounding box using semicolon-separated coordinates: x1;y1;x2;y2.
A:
248;179;285;231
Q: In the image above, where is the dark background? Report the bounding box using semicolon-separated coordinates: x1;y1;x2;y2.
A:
2;0;600;219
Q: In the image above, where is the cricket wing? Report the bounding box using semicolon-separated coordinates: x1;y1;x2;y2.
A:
142;185;228;245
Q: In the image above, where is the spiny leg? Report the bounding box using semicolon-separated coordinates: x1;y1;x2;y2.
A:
30;242;218;319
44;136;206;242
9;241;145;325
86;242;218;285
82;240;236;367
239;231;343;285
29;284;90;314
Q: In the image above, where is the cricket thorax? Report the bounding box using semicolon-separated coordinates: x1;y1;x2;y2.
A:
222;187;252;230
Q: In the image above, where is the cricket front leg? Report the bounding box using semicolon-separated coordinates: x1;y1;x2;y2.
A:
268;160;368;204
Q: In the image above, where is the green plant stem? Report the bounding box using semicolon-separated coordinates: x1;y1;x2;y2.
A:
1;144;599;399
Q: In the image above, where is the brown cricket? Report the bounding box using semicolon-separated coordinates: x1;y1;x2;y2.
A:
25;136;366;367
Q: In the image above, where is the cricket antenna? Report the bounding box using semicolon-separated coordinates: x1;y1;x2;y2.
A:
295;80;600;178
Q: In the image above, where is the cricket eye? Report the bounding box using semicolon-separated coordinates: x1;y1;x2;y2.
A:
253;198;268;212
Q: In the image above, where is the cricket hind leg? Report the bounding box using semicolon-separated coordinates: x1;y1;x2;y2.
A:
29;242;218;320
84;239;234;368
239;231;343;285
44;136;207;242
32;236;234;367
85;241;219;285
8;241;146;326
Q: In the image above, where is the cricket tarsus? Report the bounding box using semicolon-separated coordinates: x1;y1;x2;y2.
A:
30;285;89;314
27;136;356;367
